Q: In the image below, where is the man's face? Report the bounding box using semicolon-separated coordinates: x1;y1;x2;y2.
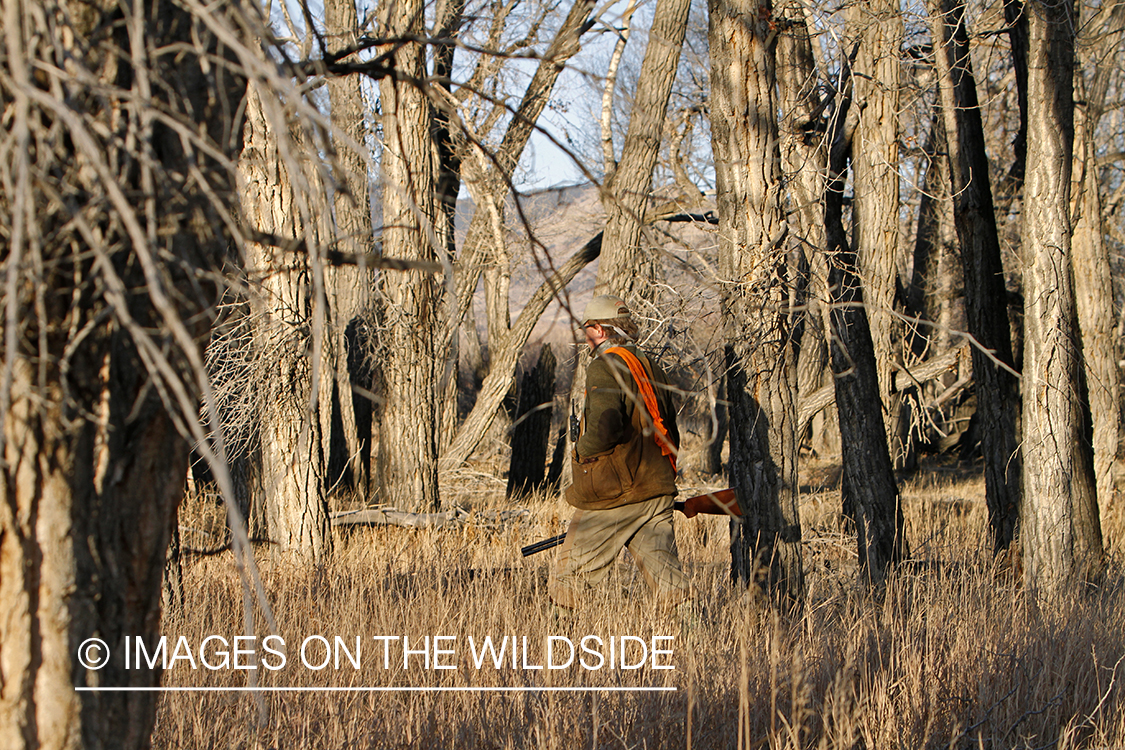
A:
584;323;607;352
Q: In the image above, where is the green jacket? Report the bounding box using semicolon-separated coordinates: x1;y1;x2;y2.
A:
566;342;679;510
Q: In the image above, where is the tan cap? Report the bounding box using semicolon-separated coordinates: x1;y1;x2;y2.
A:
581;295;630;326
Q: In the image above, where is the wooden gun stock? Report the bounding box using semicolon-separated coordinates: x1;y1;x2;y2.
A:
521;488;740;557
675;488;740;518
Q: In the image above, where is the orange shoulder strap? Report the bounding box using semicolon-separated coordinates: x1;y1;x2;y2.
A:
605;347;677;472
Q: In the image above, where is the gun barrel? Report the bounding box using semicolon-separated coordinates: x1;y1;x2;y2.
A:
521;533;567;557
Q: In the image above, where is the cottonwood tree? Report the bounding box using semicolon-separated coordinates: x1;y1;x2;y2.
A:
1071;0;1124;550
708;0;804;600
238;84;334;562
322;0;377;493
375;0;445;510
595;0;693;304
0;0;251;744
229;0;378;557
777;0;837;461
928;0;1022;553
1018;0;1104;593
824;49;908;581
439;0;599;471
848;0;911;470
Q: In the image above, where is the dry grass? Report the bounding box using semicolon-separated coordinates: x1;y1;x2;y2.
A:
156;460;1125;749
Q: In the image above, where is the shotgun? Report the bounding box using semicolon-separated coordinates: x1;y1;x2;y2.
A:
520;488;740;557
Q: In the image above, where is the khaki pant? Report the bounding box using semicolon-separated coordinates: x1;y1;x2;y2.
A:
548;494;688;609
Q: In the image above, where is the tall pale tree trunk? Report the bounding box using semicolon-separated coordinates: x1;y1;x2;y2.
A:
906;109;958;361
323;0;375;495
0;0;247;745
849;0;911;470
377;0;442;510
594;0;692;304
777;0;837;459
905;110;964;449
1019;0;1104;592
240;87;332;562
930;0;1023;553
709;0;804;601
1070;1;1124;552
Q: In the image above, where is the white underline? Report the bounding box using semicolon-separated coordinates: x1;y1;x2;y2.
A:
75;686;677;693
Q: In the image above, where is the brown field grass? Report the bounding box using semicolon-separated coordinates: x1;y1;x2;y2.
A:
156;459;1125;749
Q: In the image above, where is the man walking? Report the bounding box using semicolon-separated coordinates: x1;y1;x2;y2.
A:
549;295;689;612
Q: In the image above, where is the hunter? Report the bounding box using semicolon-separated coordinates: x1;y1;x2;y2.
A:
549;295;689;615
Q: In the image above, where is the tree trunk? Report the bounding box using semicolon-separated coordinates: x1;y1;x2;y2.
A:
708;0;804;602
377;0;442;510
824;76;907;581
930;0;1023;552
1000;0;1030;194
0;0;247;745
907;108;959;361
323;0;376;496
507;344;557;499
1071;2;1124;553
444;0;594;466
849;0;911;470
594;0;692;304
239;86;332;561
1018;0;1104;592
442;237;602;469
777;0;837;460
432;0;465;451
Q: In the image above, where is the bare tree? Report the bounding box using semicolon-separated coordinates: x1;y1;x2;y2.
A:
438;0;598;469
929;0;1022;553
239;85;333;561
1071;0;1125;552
595;0;693;304
708;0;804;601
322;0;377;493
375;0;444;510
776;0;837;460
1018;0;1104;592
0;0;251;743
824;53;908;581
848;0;911;470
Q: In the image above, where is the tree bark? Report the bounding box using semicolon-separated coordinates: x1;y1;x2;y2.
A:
239;87;332;562
824;71;908;581
323;0;376;495
431;0;465;451
1001;0;1030;194
594;0;693;304
708;0;804;602
376;0;442;510
929;0;1023;552
1018;0;1104;592
906;108;962;359
849;0;911;470
0;0;247;745
507;344;557;499
777;0;836;459
1070;1;1125;553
